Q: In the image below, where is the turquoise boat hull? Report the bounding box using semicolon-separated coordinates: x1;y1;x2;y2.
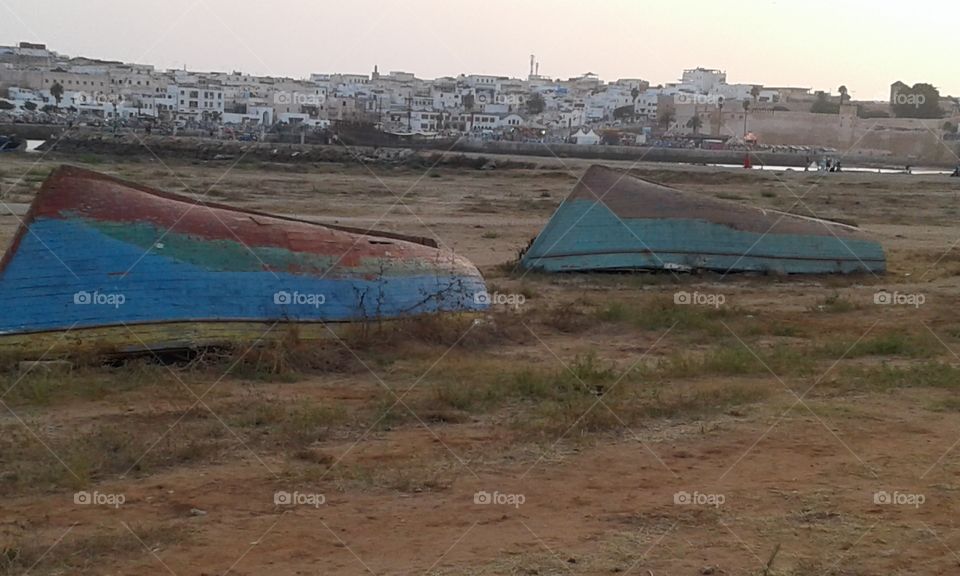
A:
521;166;885;275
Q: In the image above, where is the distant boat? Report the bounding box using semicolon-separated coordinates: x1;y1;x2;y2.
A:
0;166;487;355
521;165;886;274
0;135;24;152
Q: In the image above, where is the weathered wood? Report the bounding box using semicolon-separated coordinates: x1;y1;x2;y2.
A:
0;166;488;354
521;165;886;274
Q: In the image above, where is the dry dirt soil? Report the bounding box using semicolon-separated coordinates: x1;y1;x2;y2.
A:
2;150;960;575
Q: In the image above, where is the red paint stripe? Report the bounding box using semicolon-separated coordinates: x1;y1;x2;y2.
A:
27;166;446;268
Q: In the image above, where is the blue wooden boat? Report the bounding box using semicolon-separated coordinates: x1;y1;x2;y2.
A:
0;166;488;355
521;165;886;274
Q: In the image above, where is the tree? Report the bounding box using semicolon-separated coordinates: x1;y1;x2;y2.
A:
613;104;636;121
742;100;751;135
658;109;675;130
811;91;840;114
0;100;14;110
631;87;640;103
686;114;703;135
715;98;725;137
750;85;761;102
526;92;545;115
462;93;476;132
50;82;64;107
892;83;942;119
23;101;37;111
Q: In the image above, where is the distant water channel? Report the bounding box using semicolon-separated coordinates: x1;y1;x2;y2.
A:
705;162;951;175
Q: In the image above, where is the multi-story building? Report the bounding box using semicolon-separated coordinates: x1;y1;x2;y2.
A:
681;68;727;93
174;82;225;121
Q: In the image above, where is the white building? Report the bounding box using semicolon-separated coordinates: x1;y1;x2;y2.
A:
682;68;727;93
498;113;524;128
634;91;660;119
175;83;225;121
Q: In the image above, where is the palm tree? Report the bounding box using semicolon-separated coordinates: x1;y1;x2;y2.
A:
686;114;703;135
839;85;849;105
742;100;751;135
658;109;676;131
716;97;725;137
750;85;761;103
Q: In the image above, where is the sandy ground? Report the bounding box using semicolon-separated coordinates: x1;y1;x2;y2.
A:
2;151;960;575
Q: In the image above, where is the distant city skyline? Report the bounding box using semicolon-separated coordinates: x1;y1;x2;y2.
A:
1;0;956;101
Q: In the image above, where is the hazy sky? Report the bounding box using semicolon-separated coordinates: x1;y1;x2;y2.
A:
2;0;956;101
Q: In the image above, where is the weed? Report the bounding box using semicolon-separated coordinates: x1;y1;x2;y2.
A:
810;293;859;313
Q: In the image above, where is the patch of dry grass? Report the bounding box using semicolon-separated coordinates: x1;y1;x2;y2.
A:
0;522;191;576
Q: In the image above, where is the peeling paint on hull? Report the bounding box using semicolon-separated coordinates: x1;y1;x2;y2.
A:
0;166;488;353
521;165;886;275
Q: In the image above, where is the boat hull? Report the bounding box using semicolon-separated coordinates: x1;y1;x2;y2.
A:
0;167;487;351
521;166;885;275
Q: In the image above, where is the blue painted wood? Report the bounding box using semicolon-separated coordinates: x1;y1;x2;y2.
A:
0;218;487;334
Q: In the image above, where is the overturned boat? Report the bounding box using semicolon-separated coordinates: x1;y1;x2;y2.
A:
0;166;487;355
521;165;885;275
